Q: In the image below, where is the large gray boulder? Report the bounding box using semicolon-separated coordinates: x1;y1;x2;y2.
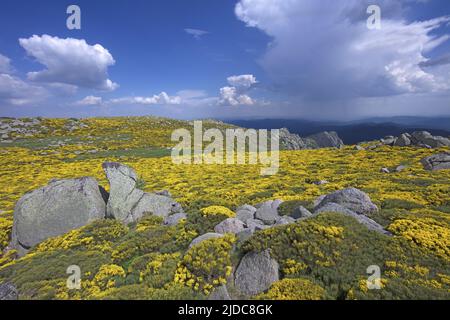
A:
315;203;390;235
234;250;279;296
314;188;378;215
254;200;283;225
11;177;106;256
291;206;313;219
163;212;187;226
307;131;344;149
278;128;308;150
394;133;411;147
235;205;256;224
214;218;246;234
411;131;450;148
189;233;224;249
421;153;450;171
103;162;183;223
0;282;18;300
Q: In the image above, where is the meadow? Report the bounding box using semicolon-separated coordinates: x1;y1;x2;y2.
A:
0;117;449;300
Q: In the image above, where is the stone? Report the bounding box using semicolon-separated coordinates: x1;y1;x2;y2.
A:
395;165;407;172
209;285;231;300
306;131;344;149
254;200;283;225
421;153;450;171
291;206;313;219
394;134;411;147
214;218;246;234
11;177;106;256
235;205;256;223
315;203;390;235
0;282;18;300
274;216;296;226
236;229;254;243
313;180;329;185
314;187;378;215
381;136;397;146
355;145;365;151
163;212;187;226
103;162;183;223
189;233;223;249
380;168;390;174
411;131;450;148
234;250;279;296
314;195;327;208
278;128;308;150
246;219;269;232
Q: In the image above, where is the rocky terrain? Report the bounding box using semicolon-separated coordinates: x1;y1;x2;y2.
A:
278;128;344;150
0;117;449;300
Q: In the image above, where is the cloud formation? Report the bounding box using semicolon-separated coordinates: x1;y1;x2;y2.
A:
74;95;104;106
235;0;450;100
0;54;12;74
184;28;210;40
109;92;181;105
19;35;118;91
0;73;47;106
219;74;258;106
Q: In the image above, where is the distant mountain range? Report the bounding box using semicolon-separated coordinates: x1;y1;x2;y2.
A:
226;117;450;145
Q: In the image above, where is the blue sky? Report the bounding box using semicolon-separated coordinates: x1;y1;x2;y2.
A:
0;0;449;120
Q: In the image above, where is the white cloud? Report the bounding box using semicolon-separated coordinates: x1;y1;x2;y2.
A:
184;28;210;40
227;74;258;88
19;35;118;91
75;95;103;106
218;74;259;106
235;0;450;99
0;73;47;106
219;86;255;106
109;92;181;105
0;54;12;74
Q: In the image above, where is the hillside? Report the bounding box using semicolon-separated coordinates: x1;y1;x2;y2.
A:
0;117;450;300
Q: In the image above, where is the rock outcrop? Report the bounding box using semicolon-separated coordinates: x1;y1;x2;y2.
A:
214;218;246;234
163;212;187;226
314;187;378;215
254;200;283;225
278;128;344;150
314;188;389;235
421;153;450;171
189;233;224;249
103;162;183;223
10;177;106;256
379;131;450;149
0;282;18;300
307;131;344;149
234;250;279;296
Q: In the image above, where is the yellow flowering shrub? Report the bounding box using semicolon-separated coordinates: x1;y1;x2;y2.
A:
0;217;13;251
174;234;235;295
200;206;235;218
388;218;450;261
256;278;325;300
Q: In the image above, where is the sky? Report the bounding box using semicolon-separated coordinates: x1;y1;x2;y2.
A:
0;0;449;120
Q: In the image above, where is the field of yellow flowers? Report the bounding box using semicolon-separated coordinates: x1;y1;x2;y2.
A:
0;117;449;300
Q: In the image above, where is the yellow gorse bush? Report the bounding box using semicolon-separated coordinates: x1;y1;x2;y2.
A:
174;234;235;295
200;206;235;218
256;278;326;300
